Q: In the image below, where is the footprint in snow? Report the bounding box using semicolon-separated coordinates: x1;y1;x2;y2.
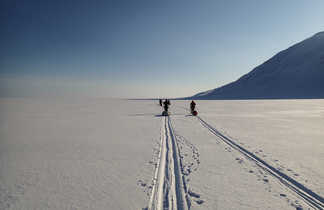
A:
290;201;303;210
137;180;147;187
188;190;201;198
235;157;244;164
263;178;269;183
195;200;204;205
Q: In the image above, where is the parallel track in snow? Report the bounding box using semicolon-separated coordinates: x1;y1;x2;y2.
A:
148;116;190;210
197;116;324;210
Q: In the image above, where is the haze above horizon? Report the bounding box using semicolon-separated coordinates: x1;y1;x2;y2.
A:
1;0;324;98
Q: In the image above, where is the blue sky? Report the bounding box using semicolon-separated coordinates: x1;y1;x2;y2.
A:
1;0;324;98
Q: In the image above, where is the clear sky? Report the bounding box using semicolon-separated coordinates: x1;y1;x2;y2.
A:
1;0;324;98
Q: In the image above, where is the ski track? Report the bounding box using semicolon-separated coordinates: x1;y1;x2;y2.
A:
148;116;190;210
196;115;324;210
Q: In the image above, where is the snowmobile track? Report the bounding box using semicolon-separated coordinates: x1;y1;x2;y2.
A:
197;116;324;210
148;116;190;210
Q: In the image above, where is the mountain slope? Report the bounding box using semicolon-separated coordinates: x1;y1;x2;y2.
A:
192;32;324;99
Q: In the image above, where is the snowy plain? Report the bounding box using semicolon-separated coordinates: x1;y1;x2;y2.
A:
0;98;323;209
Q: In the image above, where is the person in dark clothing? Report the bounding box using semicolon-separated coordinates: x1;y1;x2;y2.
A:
163;100;169;112
190;100;196;112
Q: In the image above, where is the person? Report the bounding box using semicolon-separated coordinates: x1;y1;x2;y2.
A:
190;100;196;112
159;99;162;106
163;99;169;112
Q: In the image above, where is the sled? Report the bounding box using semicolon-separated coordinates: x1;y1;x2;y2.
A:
162;111;170;116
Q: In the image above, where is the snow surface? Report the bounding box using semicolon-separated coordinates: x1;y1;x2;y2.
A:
1;98;323;209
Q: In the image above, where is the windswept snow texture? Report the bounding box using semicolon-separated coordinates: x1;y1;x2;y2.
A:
0;98;160;209
1;98;324;209
191;32;324;99
171;100;324;209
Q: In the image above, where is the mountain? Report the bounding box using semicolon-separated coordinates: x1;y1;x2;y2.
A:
190;32;324;99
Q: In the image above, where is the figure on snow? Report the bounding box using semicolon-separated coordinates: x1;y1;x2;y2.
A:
163;99;169;112
190;100;196;112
